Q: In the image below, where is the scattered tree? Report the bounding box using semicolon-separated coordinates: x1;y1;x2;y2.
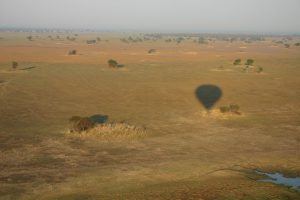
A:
68;50;77;55
256;66;263;73
233;58;241;65
245;59;254;66
108;59;118;68
148;49;156;54
12;61;18;70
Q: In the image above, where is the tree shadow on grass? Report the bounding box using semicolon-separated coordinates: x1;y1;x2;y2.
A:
20;66;36;71
89;114;108;124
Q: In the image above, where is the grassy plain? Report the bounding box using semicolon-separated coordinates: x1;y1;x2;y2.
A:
0;32;300;199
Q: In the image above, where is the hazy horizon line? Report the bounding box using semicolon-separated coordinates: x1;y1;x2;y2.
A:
1;26;299;36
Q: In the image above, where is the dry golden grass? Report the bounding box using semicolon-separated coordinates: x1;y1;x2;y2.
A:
66;122;147;141
0;32;300;199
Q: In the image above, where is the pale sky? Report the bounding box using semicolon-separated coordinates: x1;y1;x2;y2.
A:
1;0;300;34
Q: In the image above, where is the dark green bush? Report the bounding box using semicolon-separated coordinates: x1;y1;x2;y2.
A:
108;59;118;68
245;59;254;66
220;106;230;113
233;58;241;65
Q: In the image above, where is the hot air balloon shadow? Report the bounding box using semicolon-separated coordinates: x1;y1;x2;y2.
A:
195;85;222;112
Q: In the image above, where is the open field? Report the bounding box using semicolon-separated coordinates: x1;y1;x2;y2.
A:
0;32;300;199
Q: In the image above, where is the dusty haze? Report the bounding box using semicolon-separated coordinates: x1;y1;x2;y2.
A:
0;0;300;33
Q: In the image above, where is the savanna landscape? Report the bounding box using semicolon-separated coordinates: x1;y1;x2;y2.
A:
0;30;299;199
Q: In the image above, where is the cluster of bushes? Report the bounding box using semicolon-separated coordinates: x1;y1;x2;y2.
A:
163;37;185;44
86;40;97;45
244;59;262;73
66;36;76;41
233;58;254;66
68;116;146;139
219;104;241;115
197;37;208;44
120;36;144;43
175;37;185;44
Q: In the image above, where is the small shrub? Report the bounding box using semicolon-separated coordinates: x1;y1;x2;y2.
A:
245;59;254;66
217;65;224;70
229;104;240;113
96;37;101;42
256;66;263;73
68;50;77;55
284;44;290;48
220;106;230;113
295;43;300;46
12;61;18;70
27;36;33;41
242;65;249;72
233;58;241;65
69;116;94;132
69;116;82;123
148;49;156;54
108;59;118;68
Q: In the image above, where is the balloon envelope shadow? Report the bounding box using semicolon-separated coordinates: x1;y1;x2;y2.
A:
195;85;222;110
